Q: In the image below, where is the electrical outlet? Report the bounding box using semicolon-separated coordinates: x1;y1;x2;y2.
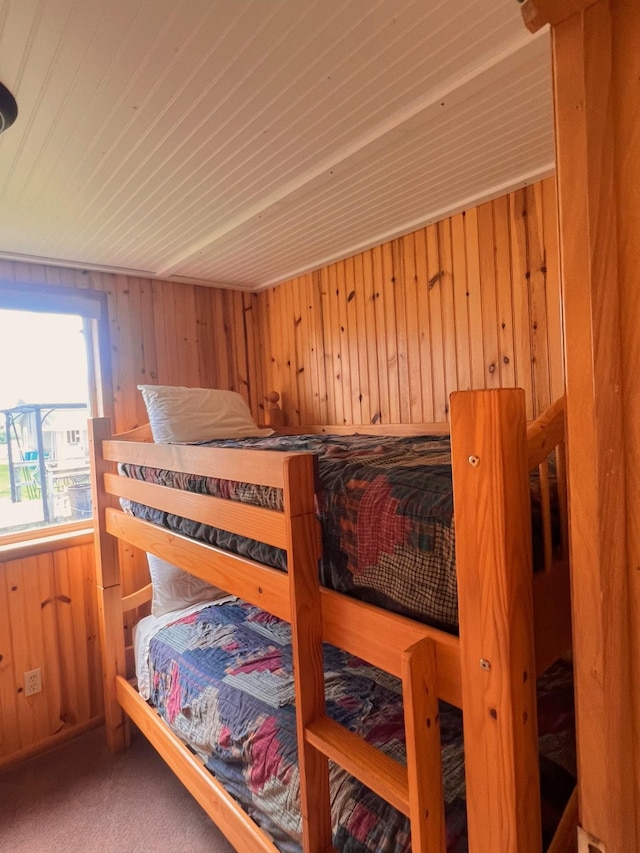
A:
24;668;42;697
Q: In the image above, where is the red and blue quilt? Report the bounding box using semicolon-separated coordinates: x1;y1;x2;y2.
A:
122;433;553;632
148;597;575;852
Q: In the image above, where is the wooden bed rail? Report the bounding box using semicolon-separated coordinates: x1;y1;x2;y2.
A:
110;422;153;442
527;394;566;470
121;582;152;612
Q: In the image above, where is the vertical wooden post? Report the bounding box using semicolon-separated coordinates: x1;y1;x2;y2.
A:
88;418;128;752
538;3;637;849
401;638;445;853
613;1;640;843
450;389;541;853
520;2;640;848
283;454;332;852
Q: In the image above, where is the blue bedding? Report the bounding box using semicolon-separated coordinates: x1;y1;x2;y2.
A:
148;598;575;852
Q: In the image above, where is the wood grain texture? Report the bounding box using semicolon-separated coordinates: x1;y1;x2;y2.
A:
0;263;242;764
401;639;446;852
104;472;287;550
0;266;256;433
305;715;409;816
116;676;278;853
612;0;640;841
283;454;332;852
89;420;128;751
552;3;638;848
103;439;290;489
320;589;462;708
450;389;541;853
520;0;599;32
253;179;563;426
89;418;119;590
547;788;578;853
0;544;102;760
106;509;291;623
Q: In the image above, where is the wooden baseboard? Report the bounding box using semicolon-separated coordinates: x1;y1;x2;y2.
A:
0;715;104;774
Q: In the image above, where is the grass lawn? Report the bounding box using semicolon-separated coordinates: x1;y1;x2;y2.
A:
0;463;11;497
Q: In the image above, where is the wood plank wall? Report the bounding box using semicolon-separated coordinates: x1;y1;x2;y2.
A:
0;263;254;762
252;177;562;426
0;541;102;764
0;262;256;433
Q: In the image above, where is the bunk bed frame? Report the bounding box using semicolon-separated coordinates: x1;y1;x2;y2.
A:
89;388;573;853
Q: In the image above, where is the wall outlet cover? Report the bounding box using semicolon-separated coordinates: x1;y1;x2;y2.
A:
24;668;42;697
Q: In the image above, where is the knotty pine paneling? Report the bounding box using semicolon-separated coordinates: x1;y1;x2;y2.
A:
0;543;102;763
253;177;563;425
0;263;257;432
0;263;256;762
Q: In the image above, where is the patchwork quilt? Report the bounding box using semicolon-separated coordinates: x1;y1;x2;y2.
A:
148;598;576;853
122;433;553;632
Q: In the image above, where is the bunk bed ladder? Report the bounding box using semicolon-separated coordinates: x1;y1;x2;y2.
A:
283;455;446;852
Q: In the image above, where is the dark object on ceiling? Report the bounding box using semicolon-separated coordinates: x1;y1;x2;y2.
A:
0;82;18;133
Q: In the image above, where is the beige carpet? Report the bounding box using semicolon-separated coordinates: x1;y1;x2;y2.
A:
0;727;236;852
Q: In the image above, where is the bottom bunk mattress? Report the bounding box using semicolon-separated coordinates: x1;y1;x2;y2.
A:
138;598;576;853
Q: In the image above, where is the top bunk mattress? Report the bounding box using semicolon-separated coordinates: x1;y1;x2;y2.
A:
121;432;554;633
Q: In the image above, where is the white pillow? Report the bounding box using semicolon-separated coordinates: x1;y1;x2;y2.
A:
147;553;227;617
137;384;274;443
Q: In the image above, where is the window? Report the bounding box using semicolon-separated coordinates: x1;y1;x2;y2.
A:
0;283;110;540
66;429;81;446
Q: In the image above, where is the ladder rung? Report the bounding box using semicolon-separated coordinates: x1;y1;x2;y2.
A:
305;716;409;816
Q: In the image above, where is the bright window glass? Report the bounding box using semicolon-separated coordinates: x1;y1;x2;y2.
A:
0;308;94;536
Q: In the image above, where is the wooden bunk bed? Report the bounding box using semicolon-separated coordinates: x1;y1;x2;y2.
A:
89;387;574;853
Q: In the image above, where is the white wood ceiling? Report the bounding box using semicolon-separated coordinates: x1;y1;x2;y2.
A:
0;0;552;291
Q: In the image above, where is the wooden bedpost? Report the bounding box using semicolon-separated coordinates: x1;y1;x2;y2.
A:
88;417;129;752
282;453;332;852
264;391;285;428
450;389;540;853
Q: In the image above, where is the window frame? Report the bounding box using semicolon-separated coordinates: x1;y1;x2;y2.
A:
0;281;112;546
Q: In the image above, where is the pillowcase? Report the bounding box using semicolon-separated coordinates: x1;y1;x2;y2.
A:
147;553;227;617
137;384;274;443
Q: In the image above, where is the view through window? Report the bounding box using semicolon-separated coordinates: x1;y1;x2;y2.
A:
0;308;92;536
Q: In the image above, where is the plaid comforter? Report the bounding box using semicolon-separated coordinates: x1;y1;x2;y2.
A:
122;433;551;633
148;598;575;853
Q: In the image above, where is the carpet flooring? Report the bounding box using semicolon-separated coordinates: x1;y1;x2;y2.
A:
0;726;236;852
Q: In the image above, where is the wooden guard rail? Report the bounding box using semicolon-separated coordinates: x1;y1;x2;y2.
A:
526;395;569;573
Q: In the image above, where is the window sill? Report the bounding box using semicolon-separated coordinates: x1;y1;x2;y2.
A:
0;524;94;562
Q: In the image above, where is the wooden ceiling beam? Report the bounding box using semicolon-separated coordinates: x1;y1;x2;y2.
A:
519;0;600;32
